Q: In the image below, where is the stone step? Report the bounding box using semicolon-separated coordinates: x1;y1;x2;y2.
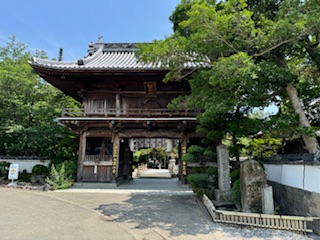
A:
139;169;172;178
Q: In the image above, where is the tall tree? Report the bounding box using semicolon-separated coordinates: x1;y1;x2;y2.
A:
0;36;78;156
137;0;320;153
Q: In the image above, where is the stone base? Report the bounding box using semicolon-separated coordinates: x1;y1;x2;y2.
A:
7;181;17;187
214;189;231;202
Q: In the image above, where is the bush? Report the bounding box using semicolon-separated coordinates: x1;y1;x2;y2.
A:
187;173;210;197
56;161;77;180
46;163;73;190
231;179;241;203
0;161;10;179
182;153;196;162
19;170;32;182
32;164;49;176
230;169;240;185
187;145;205;155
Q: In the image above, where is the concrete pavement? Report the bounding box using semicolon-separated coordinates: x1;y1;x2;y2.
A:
0;188;137;240
1;177;316;240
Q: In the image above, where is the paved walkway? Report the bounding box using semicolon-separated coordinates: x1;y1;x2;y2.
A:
1;178;317;240
0;187;136;240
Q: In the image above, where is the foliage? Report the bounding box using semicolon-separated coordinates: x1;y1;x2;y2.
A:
2;126;71;157
230;169;240;185
247;135;283;158
18;169;32;182
0;161;10;178
0;36;80;158
187;145;205;155
50;134;78;179
231;179;241;203
182;153;196;162
31;164;49;176
137;0;320;153
183;144;216;162
133;147;168;166
55;161;77;180
187;173;210;197
188;166;218;198
46;163;73;190
133;148;151;164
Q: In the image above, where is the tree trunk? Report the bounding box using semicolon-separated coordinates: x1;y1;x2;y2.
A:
285;82;319;153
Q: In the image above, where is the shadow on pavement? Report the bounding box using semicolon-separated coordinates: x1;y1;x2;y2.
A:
95;192;214;238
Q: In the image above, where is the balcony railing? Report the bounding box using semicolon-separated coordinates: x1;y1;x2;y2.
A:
83;155;112;166
61;108;201;118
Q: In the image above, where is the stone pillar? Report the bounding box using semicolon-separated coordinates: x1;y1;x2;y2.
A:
262;185;274;214
77;132;86;182
215;144;231;201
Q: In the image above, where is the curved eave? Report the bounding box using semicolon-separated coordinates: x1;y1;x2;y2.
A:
29;62;170;75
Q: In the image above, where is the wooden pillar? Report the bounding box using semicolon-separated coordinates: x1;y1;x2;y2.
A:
116;93;121;116
180;134;188;184
77;132;86;182
112;133;120;182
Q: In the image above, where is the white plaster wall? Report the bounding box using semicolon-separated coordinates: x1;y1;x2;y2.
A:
265;163;320;194
264;164;281;182
281;165;304;190
0;159;51;173
304;165;320;193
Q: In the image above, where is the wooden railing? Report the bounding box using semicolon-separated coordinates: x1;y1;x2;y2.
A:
84;155;112;162
61;108;201;118
202;195;318;233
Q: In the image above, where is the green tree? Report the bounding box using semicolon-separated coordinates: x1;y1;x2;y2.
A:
0;36;79;157
137;0;320;153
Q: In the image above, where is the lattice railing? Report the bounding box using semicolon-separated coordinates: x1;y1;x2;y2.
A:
84;155;112;162
202;195;318;233
61;108;201;118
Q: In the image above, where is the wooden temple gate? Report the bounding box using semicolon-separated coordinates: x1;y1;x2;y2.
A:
30;42;201;183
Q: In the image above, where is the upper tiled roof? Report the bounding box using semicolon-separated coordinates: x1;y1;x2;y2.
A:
30;42;199;71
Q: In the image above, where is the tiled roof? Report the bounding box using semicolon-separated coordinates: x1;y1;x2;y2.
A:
30;42;199;71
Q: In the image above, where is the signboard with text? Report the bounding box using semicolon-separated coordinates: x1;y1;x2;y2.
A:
8;164;19;180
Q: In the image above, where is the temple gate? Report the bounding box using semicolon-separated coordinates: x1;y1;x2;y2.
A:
30;42;201;183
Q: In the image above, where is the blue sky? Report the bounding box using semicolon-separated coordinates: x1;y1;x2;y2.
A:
0;0;180;61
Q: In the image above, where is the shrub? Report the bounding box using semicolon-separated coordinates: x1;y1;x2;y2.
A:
46;163;73;190
182;153;196;162
19;170;32;182
32;164;49;176
0;161;10;178
187;145;205;155
230;169;240;185
203;149;216;160
187;173;209;197
231;179;241;203
56;160;77;180
206;166;217;175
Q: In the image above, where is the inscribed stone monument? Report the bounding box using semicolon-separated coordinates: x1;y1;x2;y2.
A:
262;185;275;214
240;160;267;213
215;144;231;201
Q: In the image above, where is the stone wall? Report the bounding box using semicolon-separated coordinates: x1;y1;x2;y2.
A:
268;180;320;235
